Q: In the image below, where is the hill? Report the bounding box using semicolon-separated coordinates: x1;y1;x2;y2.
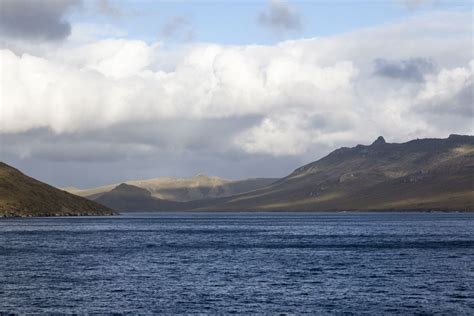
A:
193;135;474;212
0;162;117;217
68;175;276;202
94;183;182;212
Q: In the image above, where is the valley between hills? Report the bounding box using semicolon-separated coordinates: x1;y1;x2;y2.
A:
1;134;473;217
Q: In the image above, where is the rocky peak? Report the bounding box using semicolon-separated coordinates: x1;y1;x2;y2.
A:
371;136;386;146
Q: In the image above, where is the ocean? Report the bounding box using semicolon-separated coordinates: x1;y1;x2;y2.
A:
1;212;473;314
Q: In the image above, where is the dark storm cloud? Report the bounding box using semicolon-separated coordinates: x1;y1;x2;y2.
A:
0;0;81;41
373;58;437;82
258;0;301;32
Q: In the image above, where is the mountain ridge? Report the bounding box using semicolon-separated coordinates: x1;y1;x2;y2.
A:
89;135;474;213
189;134;474;212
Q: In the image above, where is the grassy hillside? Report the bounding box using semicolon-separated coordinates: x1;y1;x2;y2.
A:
0;162;117;217
193;135;474;212
64;135;474;213
94;183;183;212
68;175;276;202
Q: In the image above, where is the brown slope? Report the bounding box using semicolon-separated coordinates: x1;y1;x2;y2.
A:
68;175;277;202
0;162;117;217
94;183;183;212
193;135;474;211
128;175;277;202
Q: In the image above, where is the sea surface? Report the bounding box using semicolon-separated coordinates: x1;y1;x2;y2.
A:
0;212;473;314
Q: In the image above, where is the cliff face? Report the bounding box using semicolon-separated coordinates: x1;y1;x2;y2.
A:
194;135;474;211
0;162;117;217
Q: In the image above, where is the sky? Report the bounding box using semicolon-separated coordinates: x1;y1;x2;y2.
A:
0;0;473;188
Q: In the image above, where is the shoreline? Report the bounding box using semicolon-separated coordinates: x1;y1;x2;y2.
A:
2;209;473;218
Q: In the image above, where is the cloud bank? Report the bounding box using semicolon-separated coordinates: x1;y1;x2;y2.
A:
0;10;472;186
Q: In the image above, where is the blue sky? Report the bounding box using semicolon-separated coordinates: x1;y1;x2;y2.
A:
72;0;473;45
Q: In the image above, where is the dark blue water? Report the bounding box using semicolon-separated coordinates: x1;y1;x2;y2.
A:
1;212;473;314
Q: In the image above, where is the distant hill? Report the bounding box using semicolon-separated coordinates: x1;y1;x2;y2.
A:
192;135;474;212
0;162;117;217
68;175;277;202
94;183;182;212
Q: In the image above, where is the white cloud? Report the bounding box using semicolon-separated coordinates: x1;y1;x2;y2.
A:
234;111;359;156
51;39;156;79
411;60;474;133
69;23;127;43
0;11;472;162
417;61;473;104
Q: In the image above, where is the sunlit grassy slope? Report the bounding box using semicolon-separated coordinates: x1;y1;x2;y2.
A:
0;162;117;217
68;175;276;202
193;135;474;211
